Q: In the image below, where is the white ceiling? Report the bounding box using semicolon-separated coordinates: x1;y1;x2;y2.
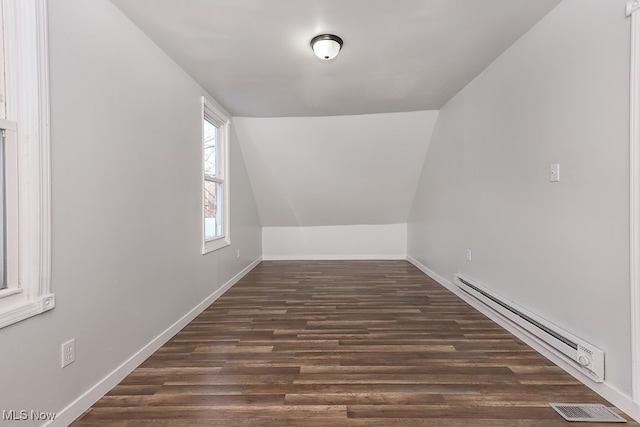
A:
107;0;561;228
109;0;561;117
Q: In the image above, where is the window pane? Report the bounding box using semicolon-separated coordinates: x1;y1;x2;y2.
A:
203;118;217;177
204;180;223;241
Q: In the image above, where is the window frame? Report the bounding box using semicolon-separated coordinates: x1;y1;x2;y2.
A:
0;119;18;297
201;97;230;254
0;0;53;329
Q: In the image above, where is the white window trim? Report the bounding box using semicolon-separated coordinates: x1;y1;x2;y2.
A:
202;96;230;254
628;0;640;404
0;0;53;329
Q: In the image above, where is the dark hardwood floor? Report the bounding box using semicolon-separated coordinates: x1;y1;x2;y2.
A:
72;260;638;426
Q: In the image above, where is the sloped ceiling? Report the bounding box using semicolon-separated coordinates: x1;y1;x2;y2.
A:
108;0;561;228
108;0;561;117
234;111;438;226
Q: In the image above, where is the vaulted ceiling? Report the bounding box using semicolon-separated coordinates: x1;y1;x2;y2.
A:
109;0;561;117
109;0;561;227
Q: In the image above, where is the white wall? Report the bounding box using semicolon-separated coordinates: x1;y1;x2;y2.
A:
234;111;438;227
263;224;407;260
408;0;632;397
0;0;261;425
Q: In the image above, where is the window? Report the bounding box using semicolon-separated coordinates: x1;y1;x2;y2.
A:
202;97;230;253
0;0;53;328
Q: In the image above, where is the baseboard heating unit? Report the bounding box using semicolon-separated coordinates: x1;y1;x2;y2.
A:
455;274;605;382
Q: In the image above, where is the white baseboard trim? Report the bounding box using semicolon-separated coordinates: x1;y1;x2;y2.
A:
48;257;263;427
263;254;407;261
406;255;640;423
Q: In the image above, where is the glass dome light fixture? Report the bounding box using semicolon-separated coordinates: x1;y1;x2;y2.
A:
310;34;343;61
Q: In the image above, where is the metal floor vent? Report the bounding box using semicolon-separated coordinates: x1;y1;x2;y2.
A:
549;403;626;423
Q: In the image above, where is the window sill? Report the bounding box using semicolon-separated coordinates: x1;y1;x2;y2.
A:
203;236;231;254
0;287;23;299
0;293;55;329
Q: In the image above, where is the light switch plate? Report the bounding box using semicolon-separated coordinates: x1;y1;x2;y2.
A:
550;163;560;182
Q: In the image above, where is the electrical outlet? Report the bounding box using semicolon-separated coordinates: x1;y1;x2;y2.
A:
236;249;240;258
466;249;472;261
61;339;75;368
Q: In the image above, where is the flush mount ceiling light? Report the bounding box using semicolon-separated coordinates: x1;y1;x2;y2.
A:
310;34;343;61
